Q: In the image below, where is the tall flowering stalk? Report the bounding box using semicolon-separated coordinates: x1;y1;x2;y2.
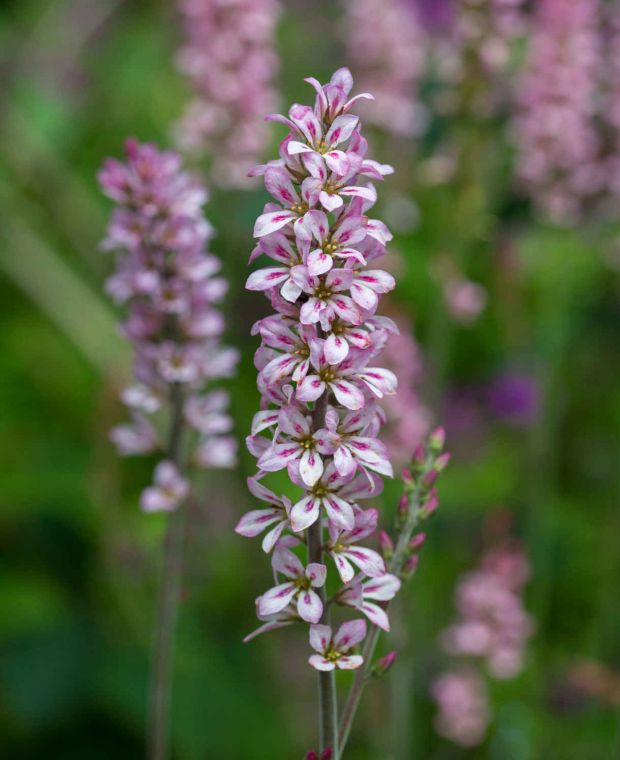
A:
236;68;403;756
514;0;602;223
98;139;238;759
237;63;449;739
174;0;280;188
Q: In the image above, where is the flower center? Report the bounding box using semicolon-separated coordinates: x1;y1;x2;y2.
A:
314;285;332;300
295;577;311;591
319;368;337;382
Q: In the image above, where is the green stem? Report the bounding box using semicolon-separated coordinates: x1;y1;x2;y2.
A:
338;458;432;755
148;383;186;760
308;391;339;758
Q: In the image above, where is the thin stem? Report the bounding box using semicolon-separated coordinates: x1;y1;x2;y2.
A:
307;390;339;757
338;458;432;755
148;383;186;760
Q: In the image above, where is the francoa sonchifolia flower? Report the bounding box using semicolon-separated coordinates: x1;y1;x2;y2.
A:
236;69;399;672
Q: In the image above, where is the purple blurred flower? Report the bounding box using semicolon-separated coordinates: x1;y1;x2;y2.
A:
486;372;539;426
99;139;239;511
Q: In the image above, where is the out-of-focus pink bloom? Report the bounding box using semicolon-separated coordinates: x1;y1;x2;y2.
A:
175;0;280;188
431;668;491;747
342;0;427;138
431;543;534;746
140;461;190;513
308;619;367;671
442;545;534;679
379;317;432;466
99;139;238;510
444;278;487;325
514;0;603;223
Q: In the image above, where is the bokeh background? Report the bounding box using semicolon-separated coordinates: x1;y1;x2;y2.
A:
1;0;620;758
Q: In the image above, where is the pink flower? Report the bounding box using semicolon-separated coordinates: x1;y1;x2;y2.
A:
326;508;386;582
308;619;367;671
258;548;327;624
316;405;393;478
235;477;293;553
288;461;383;534
338;572;401;632
140;461;190;513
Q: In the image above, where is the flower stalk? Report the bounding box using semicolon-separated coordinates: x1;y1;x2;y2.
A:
338;430;448;755
98;139;238;759
237;69;401;757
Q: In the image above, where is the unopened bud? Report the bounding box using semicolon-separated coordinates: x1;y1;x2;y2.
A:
401;467;414;487
379;530;394;558
305;752;317;760
412;444;425;465
423;469;438;488
403;554;419;579
398;494;409;516
422;491;439;517
429;426;445;452
321;750;333;760
435;452;451;472
376;650;398;675
409;532;426;551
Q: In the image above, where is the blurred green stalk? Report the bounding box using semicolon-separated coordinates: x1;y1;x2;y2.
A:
148;384;187;760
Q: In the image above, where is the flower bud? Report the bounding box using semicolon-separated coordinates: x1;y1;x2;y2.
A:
401;467;414;487
412;444;425;466
423;469;438;488
376;650;398;675
409;532;426;551
398;493;409;517
422;491;439;517
429;426;445;452
403;554;419;579
379;530;394;559
435;452;451;472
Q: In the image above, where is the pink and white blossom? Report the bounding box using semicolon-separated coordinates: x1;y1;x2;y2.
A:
308;619;367;671
258;548;327;624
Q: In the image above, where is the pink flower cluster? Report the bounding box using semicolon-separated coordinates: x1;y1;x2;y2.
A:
432;544;534;746
174;0;280;188
431;668;490;748
236;69;402;669
342;0;427;138
99;139;238;510
514;0;603;223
